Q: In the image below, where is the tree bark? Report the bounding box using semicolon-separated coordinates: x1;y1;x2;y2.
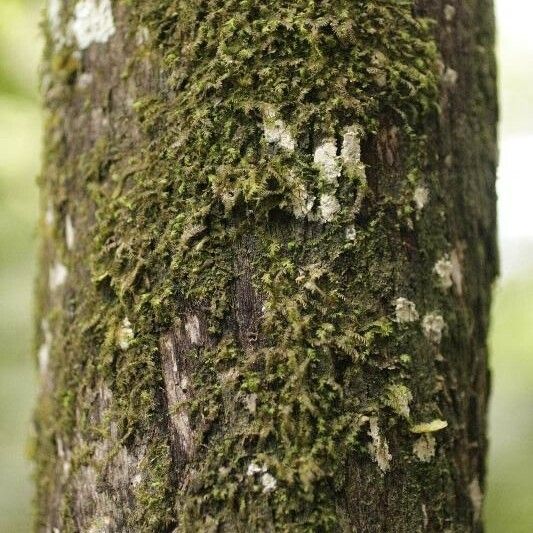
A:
36;0;497;531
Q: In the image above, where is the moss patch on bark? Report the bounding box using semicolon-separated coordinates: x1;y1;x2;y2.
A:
35;1;494;531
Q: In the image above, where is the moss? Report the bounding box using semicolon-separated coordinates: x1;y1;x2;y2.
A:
34;0;482;531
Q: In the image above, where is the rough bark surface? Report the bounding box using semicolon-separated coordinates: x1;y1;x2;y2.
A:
36;0;497;531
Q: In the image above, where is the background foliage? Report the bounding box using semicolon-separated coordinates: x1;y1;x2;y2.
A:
0;0;531;530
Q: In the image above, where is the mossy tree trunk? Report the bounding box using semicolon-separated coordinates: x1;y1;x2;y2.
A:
36;0;497;531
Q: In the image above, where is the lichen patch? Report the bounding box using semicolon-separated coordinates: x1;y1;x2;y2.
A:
341;127;361;163
246;462;267;476
413;186;430;210
49;261;68;290
263;108;296;151
444;5;456;22
433;255;453;289
314;140;341;186
243;393;257;414
368;417;392;473
261;472;277;493
394;297;419;323
442;67;458;86
291;183;315;219
45;202;54;226
468;477;483;522
246;462;278;493
136;26;150;46
345;225;356;241
319;193;340;222
185;314;201;345
422;313;446;343
65;215;76;250
117;318;134;351
450;247;464;295
77;73;94;89
71;0;116;50
412;433;436;462
47;0;65;45
341;125;365;176
38;320;52;376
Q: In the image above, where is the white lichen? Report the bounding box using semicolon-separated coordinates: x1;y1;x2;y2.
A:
422;313;446;344
442;67;458;86
136;26;150;46
244;393;257;414
444;4;456;22
246;462;267;476
38;320;52;375
185;314;201;345
410;419;448;434
65;215;75;250
345;225;356;241
394;297;419;323
71;0;116;50
314;140;341;185
49;261;68;290
368;417;392;473
292;183;315;219
468;477;483;522
413;186;430;210
421;504;429;529
341;125;366;181
260;472;277;493
319;193;340;222
313;137;354;222
263;108;296;151
47;0;65;45
341;128;360;164
56;436;71;476
341;126;363;165
117;317;134;350
413;433;436;462
45;202;55;226
246;462;277;492
180;375;189;393
77;72;94;88
218;466;231;480
450;247;464;295
433;255;454;290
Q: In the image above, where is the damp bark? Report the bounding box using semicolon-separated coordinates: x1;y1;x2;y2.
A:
35;0;498;531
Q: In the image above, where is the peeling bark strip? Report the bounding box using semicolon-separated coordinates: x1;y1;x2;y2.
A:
36;0;497;531
160;315;209;465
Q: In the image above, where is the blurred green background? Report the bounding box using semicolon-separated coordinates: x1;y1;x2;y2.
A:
0;1;531;531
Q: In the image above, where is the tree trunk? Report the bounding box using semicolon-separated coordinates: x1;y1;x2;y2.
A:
35;0;497;531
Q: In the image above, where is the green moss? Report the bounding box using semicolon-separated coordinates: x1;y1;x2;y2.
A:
34;0;462;531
